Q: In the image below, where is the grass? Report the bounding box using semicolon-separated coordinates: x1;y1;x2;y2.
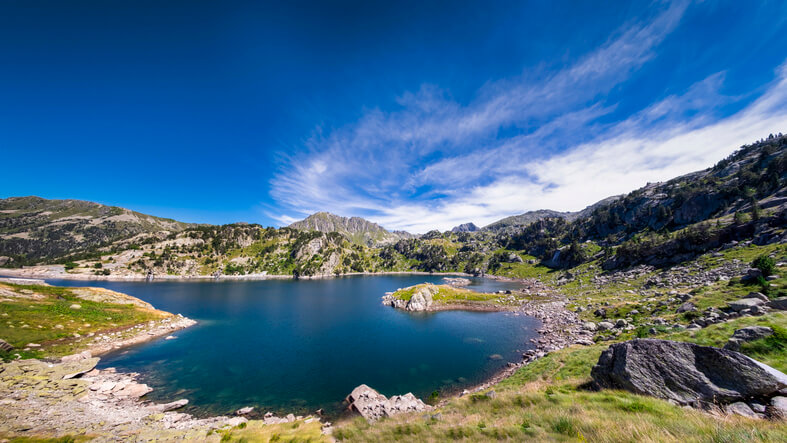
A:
336;241;787;441
334;326;787;442
212;419;326;442
390;284;512;307
0;282;167;359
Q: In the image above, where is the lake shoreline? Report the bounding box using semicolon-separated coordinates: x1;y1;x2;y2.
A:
0;267;475;282
0;274;584;440
382;278;589;401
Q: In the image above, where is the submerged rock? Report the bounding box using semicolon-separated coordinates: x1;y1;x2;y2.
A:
345;384;431;421
591;339;787;405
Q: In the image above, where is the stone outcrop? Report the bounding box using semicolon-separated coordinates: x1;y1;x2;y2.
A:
591;339;787;409
381;284;438;311
345;384;431;421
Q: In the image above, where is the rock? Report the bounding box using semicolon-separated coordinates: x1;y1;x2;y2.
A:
676;302;696;313
768;297;787;311
744;292;769;302
750;403;767;414
769;396;787;419
724;326;773;351
726;402;762;419
0;338;13;352
594;308;607;318
226;417;248;427
114;382;152;398
61;351;92;363
69;304;81;310
581;322;597;332
61;357;100;379
742;268;763;283
236;406;254;415
152;399;188;412
591;339;787;405
615;319;628;328
728;298;766;312
346;384;431;421
485;390;496;399
598;321;614;331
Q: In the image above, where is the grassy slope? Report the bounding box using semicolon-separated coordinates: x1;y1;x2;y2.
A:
0;282;168;360
336;314;787;442
335;243;787;442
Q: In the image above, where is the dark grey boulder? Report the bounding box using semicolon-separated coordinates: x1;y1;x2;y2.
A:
591;339;787;405
768;297;787;311
724;326;774;351
676;302;696;313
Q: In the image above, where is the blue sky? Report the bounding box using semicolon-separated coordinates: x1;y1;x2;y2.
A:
2;1;787;232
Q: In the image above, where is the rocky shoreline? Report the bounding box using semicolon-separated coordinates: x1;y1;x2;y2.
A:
0;267;473;282
0;354;326;441
382;278;588;398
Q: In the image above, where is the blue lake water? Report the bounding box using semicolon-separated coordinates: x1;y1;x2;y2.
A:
44;275;539;417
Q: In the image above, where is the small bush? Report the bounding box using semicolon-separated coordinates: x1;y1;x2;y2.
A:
752;255;776;277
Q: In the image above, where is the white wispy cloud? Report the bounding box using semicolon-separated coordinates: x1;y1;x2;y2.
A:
268;1;787;233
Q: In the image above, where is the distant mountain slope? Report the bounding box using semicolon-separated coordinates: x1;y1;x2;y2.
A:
483;209;572;232
451;222;479;233
288;212;403;246
0;196;191;264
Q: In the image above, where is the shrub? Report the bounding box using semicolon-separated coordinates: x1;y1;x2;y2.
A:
752;255;776;277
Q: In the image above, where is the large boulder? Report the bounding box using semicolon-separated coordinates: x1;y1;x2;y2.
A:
346;384;431;421
591;339;787;405
728;298;766;312
724;326;773;351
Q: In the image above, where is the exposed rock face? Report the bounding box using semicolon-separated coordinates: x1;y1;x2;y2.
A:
345;384;431;421
288;211;406;246
724;326;774;351
382;284;438;311
591;339;787;405
450;223;479;233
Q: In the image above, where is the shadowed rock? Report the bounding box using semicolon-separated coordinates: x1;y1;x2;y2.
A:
591;339;787;405
724;326;773;351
